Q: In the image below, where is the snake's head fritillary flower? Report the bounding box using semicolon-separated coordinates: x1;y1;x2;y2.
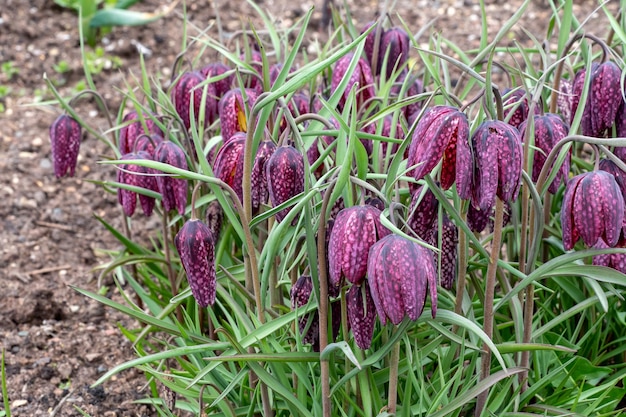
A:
117;151;158;217
175;219;216;307
266;145;305;223
407;184;438;245
49;114;81;178
467;199;512;234
328;205;390;287
502;88;534;129
592;237;626;274
468;120;523;212
585;61;622;137
154;141;188;215
379;27;410;78
251;139;277;214
172;71;218;130
331;53;376;112
438;215;458;291
561;170;624;250
367;235;437;325
218;88;259;142
347;283;377;349
518;113;570;194
212;132;246;203
204;200;224;243
119;111;163;155
361;21;381;72
407;105;471;194
134;133;164;159
199;62;234;99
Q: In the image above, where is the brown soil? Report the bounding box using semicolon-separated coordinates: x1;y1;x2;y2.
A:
0;0;619;415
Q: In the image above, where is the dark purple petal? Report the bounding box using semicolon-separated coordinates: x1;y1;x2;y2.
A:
265;145;305;223
347;283;377;349
379;27;410;79
154;141;189;215
218;89;259;142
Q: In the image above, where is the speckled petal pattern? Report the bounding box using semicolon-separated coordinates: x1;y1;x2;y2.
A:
265;145;305;223
346;283;377;349
175;219;216;307
154;141;189;215
49;114;81;178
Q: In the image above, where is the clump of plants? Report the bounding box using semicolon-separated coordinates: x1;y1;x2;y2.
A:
44;1;626;416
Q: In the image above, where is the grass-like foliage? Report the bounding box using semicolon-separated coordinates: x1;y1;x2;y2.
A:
43;0;626;415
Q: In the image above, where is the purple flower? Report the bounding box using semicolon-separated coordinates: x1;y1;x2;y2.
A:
347;283;377;349
467;120;523;211
172;71;217;130
561;170;624;250
438;215;458;291
592;238;626;274
251;139;277;214
518;113;570;194
328;205;390;287
331;53;376;112
407;184;438;245
213;133;246;203
175;219;216;307
119;111;163;155
154;141;188;215
199;62;234;99
49;114;81;178
407;105;471;193
218;88;259;142
367;235;437;325
265;145;305;223
379;27;410;78
117;151;158;217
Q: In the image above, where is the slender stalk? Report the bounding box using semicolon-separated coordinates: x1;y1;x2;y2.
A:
387;338;401;414
454;209;468;318
318;177;337;417
475;198;505;416
1;349;10;417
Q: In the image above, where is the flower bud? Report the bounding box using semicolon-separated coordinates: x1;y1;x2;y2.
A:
49;114;81;178
367;235;437;325
175;219;216;307
154;141;188;215
266;145;305;223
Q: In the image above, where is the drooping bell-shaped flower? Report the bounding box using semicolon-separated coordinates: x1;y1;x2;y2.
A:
119;111;163;155
361;21;381;72
328;205;390;287
175;219;216;307
218;88;259;142
557;78;573;123
502;88;532;129
407;105;471;194
407;184;438;245
391;70;424;120
251;139;277;214
49;114;81;178
561;170;624;250
290;275;317;347
437;215;458;291
346;283;377;349
367;234;437;325
134;133;164;159
584;61;622;137
331;53;376;112
379;27;410;78
212;132;246;203
467;199;512;233
599;159;626;197
265;144;305;223
592;237;626;274
172;71;218;130
518;113;570;194
199;62;234;99
117;151;158;217
154;141;188;215
204;200;224;243
468;120;523;211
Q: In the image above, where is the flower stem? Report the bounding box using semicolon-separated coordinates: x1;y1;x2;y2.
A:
475;197;505;416
387;337;401;414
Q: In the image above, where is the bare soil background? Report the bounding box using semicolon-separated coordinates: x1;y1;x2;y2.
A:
0;0;620;415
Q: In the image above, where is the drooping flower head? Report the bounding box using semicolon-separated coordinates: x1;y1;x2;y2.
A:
407;105;471;194
117;151;158;217
367;234;437;325
379;27;410;78
218;88;259;142
172;71;218;130
49;114;81;178
346;283;377;349
561;170;624;251
328;205;391;288
466;120;523;212
175;219;216;307
265;144;305;223
331;53;376;112
119;111;163;155
154;141;188;215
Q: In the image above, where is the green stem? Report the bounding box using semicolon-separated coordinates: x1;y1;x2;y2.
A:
1;349;10;417
318;177;337;417
454;209;468;318
475;198;505;416
387;338;401;414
